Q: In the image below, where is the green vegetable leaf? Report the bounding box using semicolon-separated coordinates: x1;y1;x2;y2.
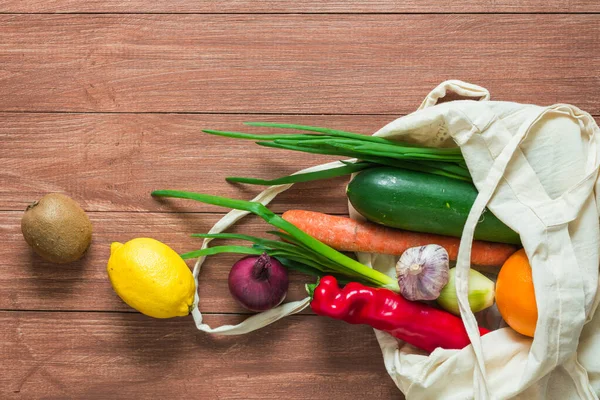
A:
180;245;262;259
226;161;373;186
152;190;400;292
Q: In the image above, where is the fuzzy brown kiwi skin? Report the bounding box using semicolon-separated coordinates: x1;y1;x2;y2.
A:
21;193;93;264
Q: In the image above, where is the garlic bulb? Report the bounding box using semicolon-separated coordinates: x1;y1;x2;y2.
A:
396;244;449;301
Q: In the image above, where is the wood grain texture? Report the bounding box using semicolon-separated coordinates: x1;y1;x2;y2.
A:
1;6;597;400
0;15;599;114
3;112;599;213
0;0;599;13
1;210;327;313
0;113;396;213
0;311;399;399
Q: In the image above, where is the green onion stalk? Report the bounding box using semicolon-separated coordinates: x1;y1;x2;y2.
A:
203;122;471;184
151;190;400;292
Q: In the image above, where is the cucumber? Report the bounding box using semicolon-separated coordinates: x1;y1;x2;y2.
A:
346;167;520;245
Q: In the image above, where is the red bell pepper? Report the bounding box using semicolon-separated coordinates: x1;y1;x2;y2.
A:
309;276;490;353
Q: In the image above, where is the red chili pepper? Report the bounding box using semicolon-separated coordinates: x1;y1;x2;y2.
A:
309;276;490;353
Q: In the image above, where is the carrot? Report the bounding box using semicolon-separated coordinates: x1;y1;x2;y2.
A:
282;210;518;267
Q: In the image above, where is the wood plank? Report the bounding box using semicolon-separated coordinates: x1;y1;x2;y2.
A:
0;0;599;13
0;113;395;213
1;210;336;313
0;15;598;114
3;112;599;213
0;311;401;399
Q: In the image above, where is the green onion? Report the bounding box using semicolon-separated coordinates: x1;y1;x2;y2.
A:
181;245;261;260
184;233;374;287
412;160;472;179
244;122;462;155
191;233;332;270
202;122;471;182
244;121;397;145
192;232;347;274
255;141;470;181
226;161;374;185
267;254;326;277
203;129;318;141
270;255;372;286
203;128;463;162
152;190;400;292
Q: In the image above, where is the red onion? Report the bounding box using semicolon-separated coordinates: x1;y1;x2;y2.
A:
228;253;289;312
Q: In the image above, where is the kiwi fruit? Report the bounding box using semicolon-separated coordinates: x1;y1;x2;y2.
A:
21;193;93;264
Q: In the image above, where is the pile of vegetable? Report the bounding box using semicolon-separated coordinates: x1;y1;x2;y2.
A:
18;121;540;354
143;122;537;353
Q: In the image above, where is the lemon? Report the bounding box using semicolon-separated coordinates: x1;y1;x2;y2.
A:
107;238;195;319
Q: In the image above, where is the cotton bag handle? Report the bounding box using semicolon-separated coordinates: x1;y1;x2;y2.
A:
418;80;490;110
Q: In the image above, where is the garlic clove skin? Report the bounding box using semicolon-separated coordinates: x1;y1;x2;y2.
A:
396;244;449;301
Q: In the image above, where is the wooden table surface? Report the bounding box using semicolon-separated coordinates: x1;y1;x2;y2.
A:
1;2;599;399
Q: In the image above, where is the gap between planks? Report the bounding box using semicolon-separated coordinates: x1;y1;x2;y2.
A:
3;11;592;16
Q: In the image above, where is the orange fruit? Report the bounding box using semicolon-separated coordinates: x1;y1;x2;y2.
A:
495;248;537;337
